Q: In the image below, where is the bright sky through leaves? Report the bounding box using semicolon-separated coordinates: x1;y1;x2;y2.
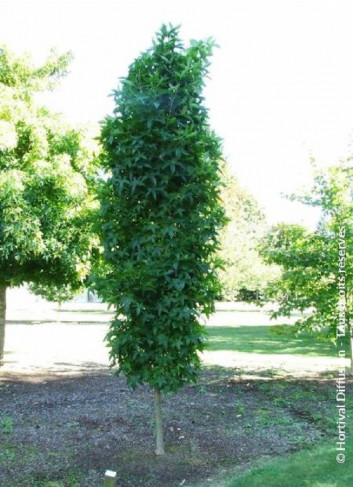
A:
1;0;353;227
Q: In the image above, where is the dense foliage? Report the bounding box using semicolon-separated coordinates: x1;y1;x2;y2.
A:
98;25;227;393
0;45;100;363
0;46;99;295
260;161;352;365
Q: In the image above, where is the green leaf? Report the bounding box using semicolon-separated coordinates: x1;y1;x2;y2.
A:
98;24;227;394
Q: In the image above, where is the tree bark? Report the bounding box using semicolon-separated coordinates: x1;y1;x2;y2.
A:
154;387;165;455
0;286;6;365
348;317;353;375
346;305;353;375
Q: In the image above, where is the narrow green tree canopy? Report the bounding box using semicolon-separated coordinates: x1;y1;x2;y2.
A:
98;24;227;392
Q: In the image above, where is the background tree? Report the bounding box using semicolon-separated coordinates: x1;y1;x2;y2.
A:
98;25;227;455
217;163;280;301
260;161;353;371
0;46;99;363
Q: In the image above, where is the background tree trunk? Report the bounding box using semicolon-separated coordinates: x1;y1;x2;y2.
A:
154;388;165;456
346;299;352;375
0;286;7;365
348;317;353;375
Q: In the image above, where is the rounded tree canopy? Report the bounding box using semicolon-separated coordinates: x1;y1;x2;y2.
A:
0;46;99;296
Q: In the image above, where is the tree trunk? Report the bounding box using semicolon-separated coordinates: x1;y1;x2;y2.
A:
348;317;353;375
0;286;6;365
154;387;165;455
346;309;353;375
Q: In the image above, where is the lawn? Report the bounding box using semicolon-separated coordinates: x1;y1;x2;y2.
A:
207;325;337;357
225;436;353;487
0;301;352;486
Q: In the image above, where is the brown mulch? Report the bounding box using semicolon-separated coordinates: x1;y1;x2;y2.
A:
0;365;349;487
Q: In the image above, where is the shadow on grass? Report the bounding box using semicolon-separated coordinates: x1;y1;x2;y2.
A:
206;325;337;357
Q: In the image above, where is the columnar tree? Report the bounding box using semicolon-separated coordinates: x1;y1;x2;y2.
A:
98;25;226;455
0;47;99;362
260;161;352;371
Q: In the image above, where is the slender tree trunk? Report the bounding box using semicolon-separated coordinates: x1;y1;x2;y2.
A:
346;301;353;375
154;387;165;455
0;286;6;365
348;318;353;375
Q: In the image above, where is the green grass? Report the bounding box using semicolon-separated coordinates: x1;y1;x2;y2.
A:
207;325;337;357
0;416;14;435
226;437;353;487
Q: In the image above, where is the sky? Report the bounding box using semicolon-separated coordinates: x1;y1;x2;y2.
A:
1;0;353;227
